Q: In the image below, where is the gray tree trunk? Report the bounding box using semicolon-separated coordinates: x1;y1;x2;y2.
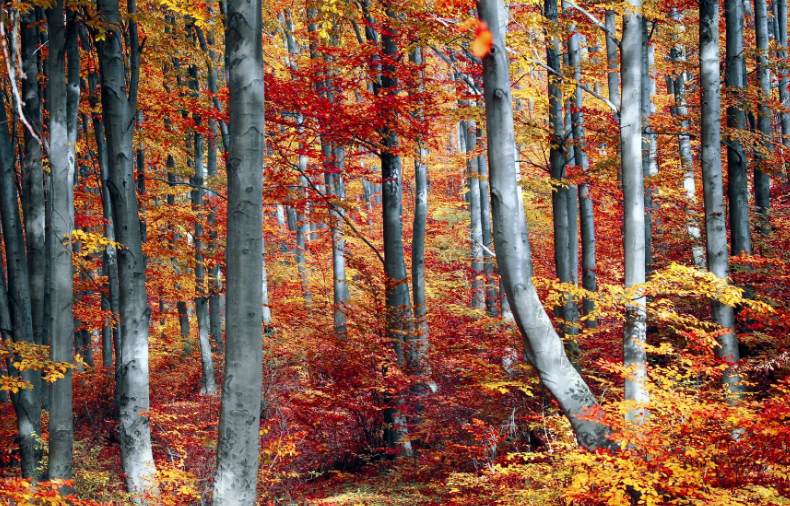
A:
478;0;612;450
96;0;160;499
726;0;751;256
548;2;579;341
667;11;704;267
700;0;744;395
778;0;790;166
20;8;46;352
189;66;216;395
754;0;772;233
377;7;413;454
410;48;431;338
90;71;121;370
211;0;265;502
465;120;485;311
621;0;649;423
47;1;80;481
296;171;313;308
477;128;498;317
564;21;597;327
0;95;43;480
326;147;349;335
641;20;657;273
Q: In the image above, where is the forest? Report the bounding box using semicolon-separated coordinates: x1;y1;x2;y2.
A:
0;0;789;504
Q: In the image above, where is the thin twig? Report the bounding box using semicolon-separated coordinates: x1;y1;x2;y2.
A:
562;0;621;47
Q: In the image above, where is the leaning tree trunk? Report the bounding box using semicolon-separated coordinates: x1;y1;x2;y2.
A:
211;0;265;503
0;94;43;480
700;0;744;396
621;0;649;424
726;0;751;256
47;1;80;481
754;0;772;235
96;0;160;499
477;0;612;450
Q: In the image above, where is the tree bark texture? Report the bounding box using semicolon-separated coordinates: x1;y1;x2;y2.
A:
212;0;265;502
465;120;485;311
621;0;649;423
754;0;772;233
477;0;612;450
96;0;160;499
726;0;751;256
700;0;744;395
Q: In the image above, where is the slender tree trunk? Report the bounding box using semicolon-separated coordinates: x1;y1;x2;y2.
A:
378;8;414;455
296;171;313;308
726;0;751;256
477;0;612;450
466;120;485;311
621;0;649;424
642;19;657;273
667;11;704;267
47;2;80;480
0;96;43;480
410;47;430;349
564;20;597;327
477;128;498;317
212;0;265;502
20;8;46;352
326;147;349;335
700;0;744;395
754;0;772;234
778;0;790;172
547;1;579;341
96;0;160;499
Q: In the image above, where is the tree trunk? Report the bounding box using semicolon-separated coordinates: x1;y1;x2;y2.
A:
0;96;43;480
478;0;612;450
20;8;46;352
477;128;498;318
754;0;772;234
778;0;790;170
96;0;160;499
47;1;80;480
326;147;349;335
548;2;579;342
565;19;597;327
641;19;657;273
212;0;265;502
700;0;744;396
465;120;485;311
667;10;704;267
726;0;751;256
296;171;313;308
621;0;649;424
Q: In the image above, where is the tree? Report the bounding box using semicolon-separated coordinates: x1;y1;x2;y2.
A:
621;0;649;423
477;0;612;450
211;0;265;502
699;0;743;395
96;0;160;498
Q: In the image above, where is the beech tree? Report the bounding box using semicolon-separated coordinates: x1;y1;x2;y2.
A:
211;0;265;502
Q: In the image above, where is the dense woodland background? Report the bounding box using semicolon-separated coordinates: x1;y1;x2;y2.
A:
1;0;790;504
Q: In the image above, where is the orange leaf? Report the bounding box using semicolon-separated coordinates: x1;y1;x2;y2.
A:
472;21;493;57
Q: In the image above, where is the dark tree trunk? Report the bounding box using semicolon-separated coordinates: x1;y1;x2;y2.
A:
96;0;160;498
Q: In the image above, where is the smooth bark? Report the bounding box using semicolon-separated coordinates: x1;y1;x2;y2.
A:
212;0;265;502
726;0;751;256
465;120;485;311
754;0;772;233
700;0;744;395
477;0;612;450
96;0;160;498
621;0;649;423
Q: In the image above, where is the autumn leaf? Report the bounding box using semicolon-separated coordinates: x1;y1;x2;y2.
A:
472;21;494;57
